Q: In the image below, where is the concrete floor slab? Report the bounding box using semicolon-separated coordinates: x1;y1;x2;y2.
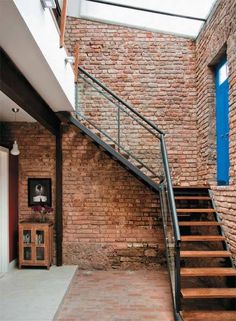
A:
0;266;77;321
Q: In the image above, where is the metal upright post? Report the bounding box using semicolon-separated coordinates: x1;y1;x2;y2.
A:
118;106;121;151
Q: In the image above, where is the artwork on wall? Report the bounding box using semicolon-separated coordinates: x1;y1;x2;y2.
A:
28;178;52;207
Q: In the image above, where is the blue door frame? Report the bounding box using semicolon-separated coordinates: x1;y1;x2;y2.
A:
215;56;230;185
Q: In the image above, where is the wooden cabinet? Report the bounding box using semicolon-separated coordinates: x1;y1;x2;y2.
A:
18;222;53;269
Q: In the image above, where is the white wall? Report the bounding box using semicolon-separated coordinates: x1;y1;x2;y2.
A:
0;147;9;273
0;0;75;112
13;0;75;110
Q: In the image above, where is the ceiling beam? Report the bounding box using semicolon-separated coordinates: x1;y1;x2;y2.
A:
0;47;61;136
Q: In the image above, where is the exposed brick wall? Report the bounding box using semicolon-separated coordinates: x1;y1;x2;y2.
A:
196;0;236;258
62;125;165;269
65;18;198;186
212;186;236;260
0;122;165;269
0;122;56;257
196;0;236;183
0;122;56;222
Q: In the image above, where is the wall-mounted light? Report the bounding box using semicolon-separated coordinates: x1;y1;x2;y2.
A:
65;56;75;64
41;0;57;9
10;108;20;156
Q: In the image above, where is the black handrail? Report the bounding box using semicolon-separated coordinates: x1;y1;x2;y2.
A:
160;135;181;243
76;66;181;315
78;66;164;135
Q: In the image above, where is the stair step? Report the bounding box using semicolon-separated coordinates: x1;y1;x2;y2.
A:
107;143;116;149
94;131;102;138
173;186;209;189
177;208;216;213
150;174;158;179
175;196;210;200
182;310;236;321
181;267;236;277
181;288;236;299
120;151;129;159
179;221;222;226
181;235;225;242
180;250;231;258
135;164;143;169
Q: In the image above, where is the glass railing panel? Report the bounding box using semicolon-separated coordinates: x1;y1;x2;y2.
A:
76;72;163;181
76;75;118;141
75;68;180;313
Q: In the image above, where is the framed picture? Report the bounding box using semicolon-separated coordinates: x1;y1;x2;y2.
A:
28;178;52;207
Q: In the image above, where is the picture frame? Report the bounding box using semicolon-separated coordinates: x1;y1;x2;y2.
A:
28;178;52;207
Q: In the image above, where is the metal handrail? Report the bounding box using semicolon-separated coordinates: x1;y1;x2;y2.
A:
76;66;181;314
78;73;160;138
160;135;181;243
78;66;164;135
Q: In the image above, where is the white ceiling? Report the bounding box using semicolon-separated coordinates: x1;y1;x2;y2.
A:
78;0;218;38
0;91;35;122
0;0;74;115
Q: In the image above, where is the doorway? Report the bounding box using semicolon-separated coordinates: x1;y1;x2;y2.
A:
215;56;230;185
0;146;9;273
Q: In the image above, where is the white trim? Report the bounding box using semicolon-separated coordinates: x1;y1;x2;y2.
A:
8;259;17;272
0;147;9;273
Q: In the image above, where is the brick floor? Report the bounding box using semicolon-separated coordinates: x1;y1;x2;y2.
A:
54;269;174;321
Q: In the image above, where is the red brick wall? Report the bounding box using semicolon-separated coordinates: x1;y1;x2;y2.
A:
65;18;198;186
196;0;236;183
1;122;165;269
196;0;236;258
0;122;56;255
62;125;164;269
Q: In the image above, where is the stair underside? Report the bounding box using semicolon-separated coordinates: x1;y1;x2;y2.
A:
180;250;231;258
181;267;236;277
182;310;236;321
181;235;225;242
181;288;236;299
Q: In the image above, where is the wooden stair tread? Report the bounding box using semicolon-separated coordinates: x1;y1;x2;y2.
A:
173;186;209;189
179;221;222;226
175;196;210;200
181;288;236;299
182;310;236;321
181;267;236;277
181;235;225;241
180;250;231;258
177;208;215;213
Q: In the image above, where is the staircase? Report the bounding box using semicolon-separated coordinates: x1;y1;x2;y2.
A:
174;186;236;320
59;66;236;320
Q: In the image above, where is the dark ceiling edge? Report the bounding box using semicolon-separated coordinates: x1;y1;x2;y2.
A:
0;47;60;136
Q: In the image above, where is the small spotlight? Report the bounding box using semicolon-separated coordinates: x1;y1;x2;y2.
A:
41;0;56;9
65;57;75;64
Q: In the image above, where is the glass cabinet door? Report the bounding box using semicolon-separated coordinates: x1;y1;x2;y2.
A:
23;230;32;244
22;229;32;261
36;230;45;245
23;247;32;260
35;229;45;261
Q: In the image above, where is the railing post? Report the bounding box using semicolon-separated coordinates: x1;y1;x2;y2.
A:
60;0;68;48
117;106;120;151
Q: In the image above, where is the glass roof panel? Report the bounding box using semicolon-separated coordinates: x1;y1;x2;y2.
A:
79;0;218;38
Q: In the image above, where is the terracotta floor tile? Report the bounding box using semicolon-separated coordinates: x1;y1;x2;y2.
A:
54;269;174;321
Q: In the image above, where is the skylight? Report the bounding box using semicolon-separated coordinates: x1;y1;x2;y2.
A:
79;0;218;38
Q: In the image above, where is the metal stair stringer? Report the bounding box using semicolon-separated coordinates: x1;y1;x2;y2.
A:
58;111;161;194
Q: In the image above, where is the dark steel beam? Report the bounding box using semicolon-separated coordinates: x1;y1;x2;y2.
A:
0;48;61;136
55;127;63;266
85;0;206;22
